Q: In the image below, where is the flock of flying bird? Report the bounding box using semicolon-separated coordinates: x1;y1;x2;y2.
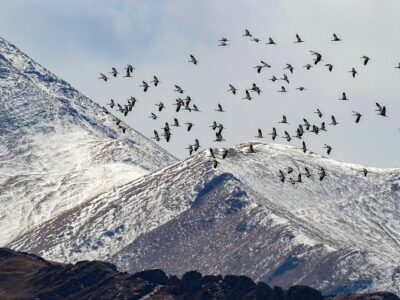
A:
98;30;397;184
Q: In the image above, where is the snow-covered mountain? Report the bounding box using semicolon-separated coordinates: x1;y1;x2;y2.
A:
9;142;400;295
0;37;177;245
2;37;400;296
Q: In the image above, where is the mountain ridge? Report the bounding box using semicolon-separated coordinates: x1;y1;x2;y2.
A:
9;142;400;295
0;36;177;245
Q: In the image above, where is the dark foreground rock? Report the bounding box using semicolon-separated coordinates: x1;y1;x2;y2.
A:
0;248;397;300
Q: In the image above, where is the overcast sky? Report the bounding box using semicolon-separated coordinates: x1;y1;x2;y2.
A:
1;0;399;167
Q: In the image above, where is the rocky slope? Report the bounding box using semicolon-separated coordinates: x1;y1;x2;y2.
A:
1;248;398;300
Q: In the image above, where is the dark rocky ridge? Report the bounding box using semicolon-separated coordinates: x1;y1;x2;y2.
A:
0;248;397;300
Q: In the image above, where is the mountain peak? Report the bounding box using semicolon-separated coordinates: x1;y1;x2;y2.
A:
0;36;177;245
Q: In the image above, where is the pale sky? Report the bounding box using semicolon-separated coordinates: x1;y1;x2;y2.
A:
1;0;399;167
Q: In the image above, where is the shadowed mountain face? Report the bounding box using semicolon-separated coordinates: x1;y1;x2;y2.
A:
0;248;398;300
0;36;177;245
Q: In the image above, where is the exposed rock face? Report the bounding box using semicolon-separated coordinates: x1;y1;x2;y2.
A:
0;248;398;300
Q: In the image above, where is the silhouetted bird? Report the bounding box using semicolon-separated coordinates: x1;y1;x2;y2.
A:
107;99;115;109
303;119;311;131
99;73;108;82
325;64;333;72
319;167;326;181
284;64;294;74
250;83;261;94
155;102;165;112
172;118;180;127
174;85;184;94
210;121;217;130
361;56;370;66
151;76;160;86
260;61;271;68
186;145;194;155
353;111;362;123
281;74;290;84
243;29;252;37
331;33;341;41
375;103;387;117
152;130;160;142
110;67;118;77
228;84;237;94
266;37;276;45
140;81;150;92
297;173;302;183
279;86;287;93
209;148;215;158
279;115;288;124
243;89;253;100
189;54;198;65
339;92;349;101
193;139;200;151
310;51;322;64
215;103;224;112
295;34;304;43
302;141;307;153
185;122;193;131
349;67;358;78
222;148;228;159
362;168;368;177
303;64;313;70
330;115;339;125
248;144;255;153
324;144;332;155
269;127;277;141
284;131;291;142
213;160;219;169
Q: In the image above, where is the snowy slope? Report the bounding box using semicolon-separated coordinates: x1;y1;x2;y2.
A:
0;37;177;245
9;142;400;295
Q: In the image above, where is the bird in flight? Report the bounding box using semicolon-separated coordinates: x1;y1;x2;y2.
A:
243;29;252;37
339;92;349;101
189;54;198;65
375;103;387;117
151;76;160;86
325;64;334;72
98;73;108;82
110;67;118;77
361;56;370;66
349;67;358;78
294;34;304;43
243;89;253;100
331;33;341;41
353;111;362;123
228;84;237;95
266;37;277;45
